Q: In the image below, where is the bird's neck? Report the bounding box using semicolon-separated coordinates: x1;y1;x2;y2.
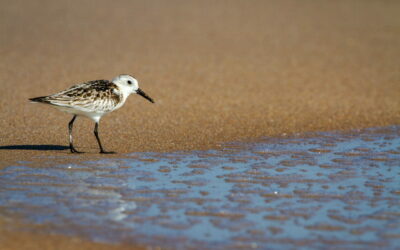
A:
112;85;131;109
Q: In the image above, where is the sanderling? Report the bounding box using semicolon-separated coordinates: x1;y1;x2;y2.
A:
29;74;154;154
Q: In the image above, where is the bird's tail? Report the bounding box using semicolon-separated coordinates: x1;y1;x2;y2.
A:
29;96;50;104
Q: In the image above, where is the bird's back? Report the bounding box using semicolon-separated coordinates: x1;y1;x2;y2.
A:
30;80;123;113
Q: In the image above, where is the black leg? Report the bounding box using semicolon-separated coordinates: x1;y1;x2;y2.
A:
94;122;115;154
68;115;83;153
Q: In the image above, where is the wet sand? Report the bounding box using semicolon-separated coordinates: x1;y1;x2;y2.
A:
1;126;399;249
0;0;399;165
0;218;143;250
0;0;400;249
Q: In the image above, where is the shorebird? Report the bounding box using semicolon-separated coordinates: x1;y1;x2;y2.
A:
29;75;154;154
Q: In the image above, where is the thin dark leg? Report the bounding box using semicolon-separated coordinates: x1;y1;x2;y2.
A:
94;122;115;154
68;115;83;153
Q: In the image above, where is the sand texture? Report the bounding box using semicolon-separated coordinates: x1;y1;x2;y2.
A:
0;218;143;250
0;1;400;248
1;0;399;162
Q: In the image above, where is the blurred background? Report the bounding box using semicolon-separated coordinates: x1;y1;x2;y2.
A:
0;0;399;152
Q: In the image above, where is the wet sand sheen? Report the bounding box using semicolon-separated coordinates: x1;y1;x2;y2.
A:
1;126;399;249
0;218;144;250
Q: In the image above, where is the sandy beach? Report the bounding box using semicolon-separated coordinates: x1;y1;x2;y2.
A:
1;0;399;162
0;0;399;248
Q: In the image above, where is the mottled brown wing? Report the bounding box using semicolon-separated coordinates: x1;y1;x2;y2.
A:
41;80;122;112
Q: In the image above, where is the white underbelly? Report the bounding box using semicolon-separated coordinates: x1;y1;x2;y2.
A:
55;106;105;122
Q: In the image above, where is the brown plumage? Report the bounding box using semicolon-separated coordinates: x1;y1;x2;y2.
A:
29;75;154;154
30;80;122;113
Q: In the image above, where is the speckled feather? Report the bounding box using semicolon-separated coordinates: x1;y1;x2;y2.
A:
29;74;153;153
31;80;122;113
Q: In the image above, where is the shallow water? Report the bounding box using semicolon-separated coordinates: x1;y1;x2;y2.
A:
1;126;399;249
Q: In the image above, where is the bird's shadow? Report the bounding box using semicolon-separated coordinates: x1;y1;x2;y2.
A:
0;145;69;151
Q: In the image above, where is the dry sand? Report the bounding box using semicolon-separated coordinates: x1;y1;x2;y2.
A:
1;0;399;162
0;0;399;248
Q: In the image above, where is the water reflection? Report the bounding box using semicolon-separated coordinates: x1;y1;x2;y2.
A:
0;126;399;249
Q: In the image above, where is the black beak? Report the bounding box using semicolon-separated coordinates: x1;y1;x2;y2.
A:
136;88;155;103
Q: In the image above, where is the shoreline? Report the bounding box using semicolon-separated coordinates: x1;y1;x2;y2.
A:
1;123;398;170
1;122;399;169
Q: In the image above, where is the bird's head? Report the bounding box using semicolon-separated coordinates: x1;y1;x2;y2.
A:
112;74;154;103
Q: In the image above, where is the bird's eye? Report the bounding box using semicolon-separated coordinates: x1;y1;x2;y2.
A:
127;80;132;85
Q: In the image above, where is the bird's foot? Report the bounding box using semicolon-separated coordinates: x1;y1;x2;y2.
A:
70;147;84;154
100;150;116;154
